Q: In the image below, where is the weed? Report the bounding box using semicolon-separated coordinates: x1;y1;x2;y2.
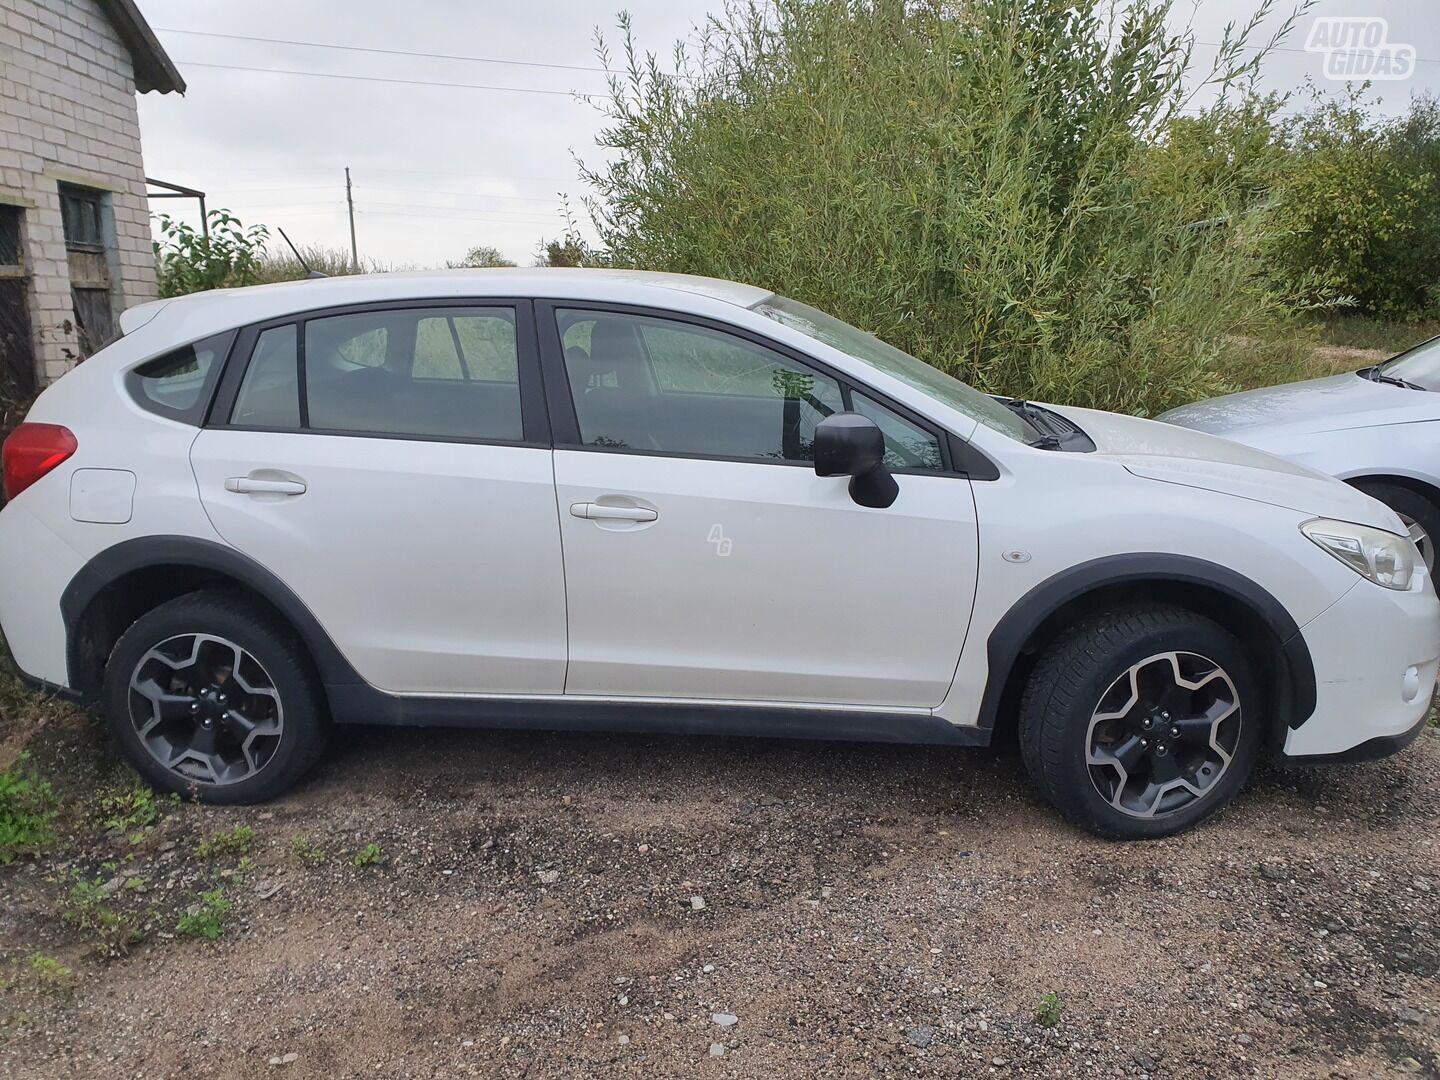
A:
98;783;158;834
176;888;232;940
196;825;254;860
1036;991;1065;1028
26;953;74;994
0;753;58;864
288;835;325;864
59;875;143;957
351;843;383;868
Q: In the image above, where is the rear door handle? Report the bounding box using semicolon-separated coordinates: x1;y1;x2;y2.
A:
570;502;657;522
225;477;306;496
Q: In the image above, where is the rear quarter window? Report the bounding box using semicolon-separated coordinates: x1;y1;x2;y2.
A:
125;331;236;425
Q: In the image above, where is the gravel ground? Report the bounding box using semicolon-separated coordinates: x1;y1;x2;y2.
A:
1;706;1437;1080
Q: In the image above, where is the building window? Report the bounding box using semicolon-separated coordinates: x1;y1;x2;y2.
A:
58;184;116;354
0;205;34;397
59;184;106;251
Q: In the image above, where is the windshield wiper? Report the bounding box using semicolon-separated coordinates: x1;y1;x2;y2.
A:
1360;366;1425;391
1002;398;1065;447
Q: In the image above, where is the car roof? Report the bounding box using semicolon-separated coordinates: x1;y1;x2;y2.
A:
120;268;773;337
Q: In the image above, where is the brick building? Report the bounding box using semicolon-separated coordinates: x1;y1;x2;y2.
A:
0;0;182;393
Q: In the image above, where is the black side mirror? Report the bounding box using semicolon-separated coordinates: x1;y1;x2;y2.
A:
814;413;899;509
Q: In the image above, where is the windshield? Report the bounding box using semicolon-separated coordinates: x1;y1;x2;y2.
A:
1379;335;1440;390
751;294;1039;443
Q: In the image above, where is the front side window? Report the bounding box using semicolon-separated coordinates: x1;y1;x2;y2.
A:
556;309;843;461
128;331;235;424
852;392;943;471
752;293;1038;444
227;306;523;442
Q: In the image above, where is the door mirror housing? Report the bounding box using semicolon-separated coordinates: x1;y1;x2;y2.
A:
814;412;899;509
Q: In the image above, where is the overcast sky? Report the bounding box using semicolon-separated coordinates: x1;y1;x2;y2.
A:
134;1;1440;269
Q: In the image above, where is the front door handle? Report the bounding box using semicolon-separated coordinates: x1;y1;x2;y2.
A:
225;477;306;496
570;502;657;522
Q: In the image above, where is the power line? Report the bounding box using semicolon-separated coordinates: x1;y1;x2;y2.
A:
243;198;564;218
217;183;567;203
355;208;567;224
173;59;600;97
166;165;579;182
1193;39;1440;65
156;26;616;76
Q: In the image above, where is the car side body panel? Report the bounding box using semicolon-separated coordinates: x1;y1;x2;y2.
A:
1;270;1435;771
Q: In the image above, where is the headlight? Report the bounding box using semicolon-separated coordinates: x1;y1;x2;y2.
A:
1301;518;1417;590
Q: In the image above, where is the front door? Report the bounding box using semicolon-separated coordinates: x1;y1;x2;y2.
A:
190;301;567;695
543;304;979;709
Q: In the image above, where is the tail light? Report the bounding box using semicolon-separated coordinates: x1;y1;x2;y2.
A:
3;423;77;501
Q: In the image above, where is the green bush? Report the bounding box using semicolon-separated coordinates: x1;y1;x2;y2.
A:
154;209;270;297
580;0;1304;415
0;752;57;864
1264;90;1440;321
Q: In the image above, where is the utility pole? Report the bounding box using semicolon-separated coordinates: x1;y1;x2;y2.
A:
345;166;359;271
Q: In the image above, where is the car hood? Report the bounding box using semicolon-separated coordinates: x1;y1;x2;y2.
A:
1157;372;1439;438
1045;403;1401;531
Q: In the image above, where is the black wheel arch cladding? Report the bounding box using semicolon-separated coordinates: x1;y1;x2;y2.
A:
977;553;1317;737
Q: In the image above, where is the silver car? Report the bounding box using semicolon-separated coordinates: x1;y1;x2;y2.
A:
1160;336;1440;571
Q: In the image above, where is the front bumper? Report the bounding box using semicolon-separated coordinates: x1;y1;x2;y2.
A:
1283;711;1430;764
1282;576;1440;759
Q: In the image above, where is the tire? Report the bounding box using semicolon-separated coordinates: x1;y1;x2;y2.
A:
1351;481;1440;575
102;590;327;804
1018;603;1262;840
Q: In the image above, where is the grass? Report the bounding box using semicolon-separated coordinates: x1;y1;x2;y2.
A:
289;835;325;864
59;874;144;957
25;953;74;994
176;888;232;941
1310;316;1440;356
98;783;158;838
251;244;392;285
0;752;58;864
196;824;254;860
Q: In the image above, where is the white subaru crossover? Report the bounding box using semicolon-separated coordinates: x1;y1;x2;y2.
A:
0;270;1434;839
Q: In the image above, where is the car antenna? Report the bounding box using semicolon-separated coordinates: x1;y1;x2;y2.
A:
277;227;327;279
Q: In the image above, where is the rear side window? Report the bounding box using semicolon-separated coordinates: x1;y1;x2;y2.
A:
126;331;235;424
223;306;524;442
230;325;299;428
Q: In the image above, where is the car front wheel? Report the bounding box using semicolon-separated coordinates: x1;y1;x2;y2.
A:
1018;604;1262;839
102;591;327;804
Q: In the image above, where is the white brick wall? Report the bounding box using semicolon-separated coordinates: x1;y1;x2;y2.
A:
0;0;158;384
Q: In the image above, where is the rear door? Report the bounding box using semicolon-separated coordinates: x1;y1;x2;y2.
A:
189;300;567;695
541;302;979;709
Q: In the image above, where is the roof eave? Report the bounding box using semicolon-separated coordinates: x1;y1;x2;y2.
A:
95;0;187;95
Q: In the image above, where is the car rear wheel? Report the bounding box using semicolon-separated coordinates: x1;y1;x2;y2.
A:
103;591;327;804
1352;481;1440;574
1019;604;1262;840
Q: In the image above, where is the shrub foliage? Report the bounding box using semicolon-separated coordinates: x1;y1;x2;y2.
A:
580;0;1319;414
154;210;269;298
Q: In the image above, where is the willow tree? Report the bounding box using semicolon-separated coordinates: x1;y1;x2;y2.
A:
580;0;1302;414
